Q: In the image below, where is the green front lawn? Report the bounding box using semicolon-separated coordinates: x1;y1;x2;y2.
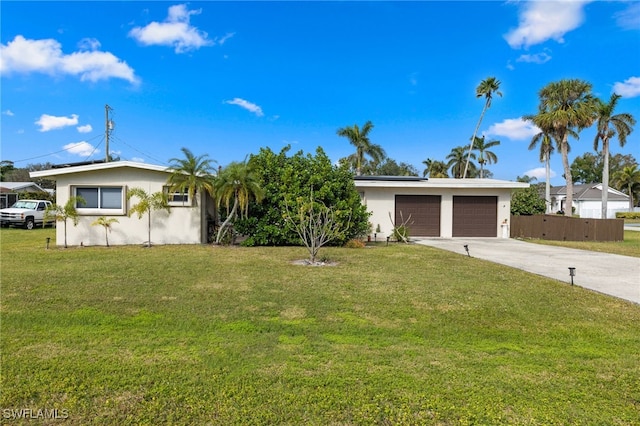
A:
525;230;640;258
1;228;639;424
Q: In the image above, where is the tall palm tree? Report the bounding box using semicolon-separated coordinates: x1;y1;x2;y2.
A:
593;94;636;218
463;77;502;179
214;160;264;244
127;188;170;247
336;121;385;176
448;146;476;178
613;165;640;211
526;79;597;217
528;128;557;213
166;147;217;205
422;158;449;178
473;136;500;178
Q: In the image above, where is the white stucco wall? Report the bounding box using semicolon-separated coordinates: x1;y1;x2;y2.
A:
356;179;519;239
52;167;202;246
577;200;630;219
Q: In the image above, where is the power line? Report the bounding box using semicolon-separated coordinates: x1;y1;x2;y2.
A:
111;135;168;165
10;134;105;164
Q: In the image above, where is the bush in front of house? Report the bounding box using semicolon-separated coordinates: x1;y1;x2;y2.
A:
511;186;546;215
616;212;640;219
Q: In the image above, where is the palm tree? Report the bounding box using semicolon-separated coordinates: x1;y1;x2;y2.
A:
474;136;500;178
91;216;119;247
526;79;598;217
447;146;476;178
44;196;85;248
613;165;640;211
214;160;264;244
463;77;502;178
528;128;557;213
422;158;449;178
166;147;217;205
127;188;170;247
593;94;636;218
336;121;385;176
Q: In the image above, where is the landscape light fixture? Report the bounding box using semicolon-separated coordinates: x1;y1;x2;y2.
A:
568;267;576;286
46;237;51;250
464;244;470;257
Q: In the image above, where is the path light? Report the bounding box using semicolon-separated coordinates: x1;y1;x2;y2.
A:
46;237;50;250
386;236;390;246
464;244;470;257
568;267;576;286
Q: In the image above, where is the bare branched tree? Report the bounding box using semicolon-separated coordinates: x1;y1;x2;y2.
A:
284;193;350;264
388;211;413;243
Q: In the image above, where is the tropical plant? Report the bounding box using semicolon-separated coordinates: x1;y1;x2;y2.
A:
448;146;476;178
525;79;598;217
214;159;264;244
336;121;385;176
593;93;636;218
511;186;546;216
528;128;557;213
127;188;170;247
612;165;640;211
44;196;85;248
464;76;502;178
166;147;217;205
473;136;500;179
91;216;119;247
422;158;449;178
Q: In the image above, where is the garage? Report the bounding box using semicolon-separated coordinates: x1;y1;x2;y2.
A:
452;196;497;237
395;195;441;237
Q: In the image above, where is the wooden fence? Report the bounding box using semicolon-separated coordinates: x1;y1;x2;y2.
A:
510;215;624;242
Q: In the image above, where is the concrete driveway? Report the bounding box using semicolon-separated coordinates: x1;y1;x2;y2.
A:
414;238;640;305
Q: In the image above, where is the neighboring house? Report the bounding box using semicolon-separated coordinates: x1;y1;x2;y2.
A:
0;182;48;209
30;161;216;246
550;183;629;219
354;176;528;239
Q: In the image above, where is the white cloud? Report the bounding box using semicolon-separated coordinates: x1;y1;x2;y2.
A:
516;52;552;64
64;141;99;157
128;4;214;53
35;114;79;132
77;124;93;133
0;35;138;83
3;110;14;116
485;118;540;140
78;38;101;51
504;1;591;49
613;76;640;98
615;2;640;30
224;98;264;117
523;167;557;180
131;157;146;163
216;32;235;45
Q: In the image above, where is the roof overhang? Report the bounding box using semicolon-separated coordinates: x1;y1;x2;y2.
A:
30;161;170;179
354;177;529;189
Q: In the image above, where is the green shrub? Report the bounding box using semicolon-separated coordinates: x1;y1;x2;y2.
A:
344;239;365;248
393;225;409;242
616;212;640;219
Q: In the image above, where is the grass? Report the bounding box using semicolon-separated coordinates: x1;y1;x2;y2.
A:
523;230;640;258
1;228;639;425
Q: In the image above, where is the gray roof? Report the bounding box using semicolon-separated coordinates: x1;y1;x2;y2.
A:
0;182;46;193
550;183;629;201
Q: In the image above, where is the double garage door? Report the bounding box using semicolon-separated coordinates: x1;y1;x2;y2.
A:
395;195;497;237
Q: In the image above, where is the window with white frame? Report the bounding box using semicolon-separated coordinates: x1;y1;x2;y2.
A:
73;186;125;215
163;186;192;206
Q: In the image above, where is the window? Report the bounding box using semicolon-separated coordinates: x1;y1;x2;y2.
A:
73;186;125;214
164;186;192;206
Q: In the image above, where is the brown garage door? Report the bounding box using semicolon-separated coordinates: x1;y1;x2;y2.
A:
453;196;497;237
395;195;441;237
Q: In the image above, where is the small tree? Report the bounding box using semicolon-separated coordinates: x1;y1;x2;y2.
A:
127;188;170;247
44;196;85;248
511;186;546;216
91;216;119;247
284;193;350;264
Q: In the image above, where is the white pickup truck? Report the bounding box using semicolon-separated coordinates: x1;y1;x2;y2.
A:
0;200;53;229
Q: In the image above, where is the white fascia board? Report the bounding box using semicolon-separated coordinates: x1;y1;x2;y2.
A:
30;161;169;179
354;178;529;189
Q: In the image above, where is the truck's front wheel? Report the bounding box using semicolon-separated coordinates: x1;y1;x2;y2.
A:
25;218;35;230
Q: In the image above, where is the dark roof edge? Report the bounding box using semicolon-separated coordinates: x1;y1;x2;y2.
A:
353;175;427;182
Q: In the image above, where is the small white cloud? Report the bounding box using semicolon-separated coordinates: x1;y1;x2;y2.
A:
0;35;138;83
409;72;418;86
64;141;99;157
77;124;93;133
523;167;557;180
78;38;101;51
36;114;79;132
3;110;14;116
613;76;640;98
216;32;235;45
224;98;264;117
506;61;515;71
504;1;591;49
485;118;540;140
516;52;552;64
128;4;213;53
615;2;640;30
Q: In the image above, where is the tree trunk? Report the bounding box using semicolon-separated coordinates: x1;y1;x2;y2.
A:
463;102;488;179
147;210;152;247
545;151;551;214
629;184;635;212
561;137;573;217
64;220;68;248
601;140;609;219
216;197;238;244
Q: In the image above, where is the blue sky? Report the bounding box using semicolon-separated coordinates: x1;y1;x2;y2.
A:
1;1;639;184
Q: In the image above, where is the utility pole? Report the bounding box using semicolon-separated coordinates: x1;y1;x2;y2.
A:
105;104;113;162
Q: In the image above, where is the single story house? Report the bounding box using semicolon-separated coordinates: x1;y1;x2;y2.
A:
354;176;529;239
550;183;629;219
0;181;48;209
31;161;215;246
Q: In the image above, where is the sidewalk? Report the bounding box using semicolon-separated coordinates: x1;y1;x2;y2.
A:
414;238;640;304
